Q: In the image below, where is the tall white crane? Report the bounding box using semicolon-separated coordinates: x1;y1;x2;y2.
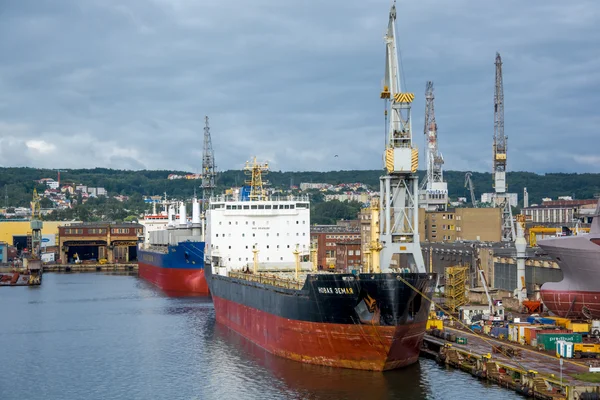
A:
378;1;425;274
419;81;447;211
492;53;514;242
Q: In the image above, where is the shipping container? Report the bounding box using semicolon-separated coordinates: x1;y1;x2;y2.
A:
568;322;590;334
526;316;556;325
547;317;570;329
518;325;532;345
490;326;509;339
508;323;531;343
537;333;582;351
523;326;538;345
456;337;468;345
530;329;571;343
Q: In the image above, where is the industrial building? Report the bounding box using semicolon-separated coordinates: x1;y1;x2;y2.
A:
334;240;361;272
523;199;597;224
421;242;562;302
0;220;76;253
58;223;143;264
310;225;360;269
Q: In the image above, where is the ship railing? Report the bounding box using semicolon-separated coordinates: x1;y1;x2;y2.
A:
209;194;310;203
146;245;169;253
228;271;304;290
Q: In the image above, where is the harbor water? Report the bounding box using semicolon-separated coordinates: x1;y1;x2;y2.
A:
0;273;524;400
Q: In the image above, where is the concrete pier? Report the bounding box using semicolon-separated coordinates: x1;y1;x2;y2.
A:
42;263;138;273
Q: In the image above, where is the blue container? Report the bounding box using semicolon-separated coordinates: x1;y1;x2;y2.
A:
491;327;509;338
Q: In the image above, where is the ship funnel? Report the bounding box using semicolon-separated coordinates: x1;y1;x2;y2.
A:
179;201;187;227
167;204;176;227
192;198;201;225
191;198;202;237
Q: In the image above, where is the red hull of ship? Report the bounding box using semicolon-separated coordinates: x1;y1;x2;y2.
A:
540;289;600;319
138;263;209;296
212;295;426;371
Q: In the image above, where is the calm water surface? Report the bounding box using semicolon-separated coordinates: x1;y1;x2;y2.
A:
0;273;524;400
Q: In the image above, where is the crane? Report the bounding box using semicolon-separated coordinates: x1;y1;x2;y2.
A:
464;172;477;208
201;116;216;210
419;81;447;211
492;53;515;242
378;1;425;274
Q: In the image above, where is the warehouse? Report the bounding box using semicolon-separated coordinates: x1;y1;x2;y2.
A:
58;223;143;264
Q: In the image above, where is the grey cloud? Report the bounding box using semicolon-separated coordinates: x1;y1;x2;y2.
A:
0;0;598;175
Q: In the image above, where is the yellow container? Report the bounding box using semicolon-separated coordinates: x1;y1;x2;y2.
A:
568;322;590;333
547;317;570;328
427;319;443;330
484;325;492;335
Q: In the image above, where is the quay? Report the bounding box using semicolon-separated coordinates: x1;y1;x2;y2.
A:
422;326;600;400
42;263;138;273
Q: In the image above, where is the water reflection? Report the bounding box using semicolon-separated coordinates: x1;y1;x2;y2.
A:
210;322;429;400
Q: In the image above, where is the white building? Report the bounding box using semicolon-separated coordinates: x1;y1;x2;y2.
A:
481;192;518;207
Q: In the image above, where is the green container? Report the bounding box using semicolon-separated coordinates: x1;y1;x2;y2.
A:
536;333;582;351
456;337;468;345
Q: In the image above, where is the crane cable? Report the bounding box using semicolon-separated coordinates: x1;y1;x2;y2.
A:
395;274;587;376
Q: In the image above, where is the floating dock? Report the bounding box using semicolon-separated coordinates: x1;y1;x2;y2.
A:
422;326;600;400
42;263;138;273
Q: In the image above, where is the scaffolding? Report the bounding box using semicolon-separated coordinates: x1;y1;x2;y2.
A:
445;265;469;312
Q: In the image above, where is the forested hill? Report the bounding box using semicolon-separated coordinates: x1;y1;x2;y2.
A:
1;167;598;208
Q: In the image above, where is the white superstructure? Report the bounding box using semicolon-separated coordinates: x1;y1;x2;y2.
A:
207;194;311;270
206;157;312;273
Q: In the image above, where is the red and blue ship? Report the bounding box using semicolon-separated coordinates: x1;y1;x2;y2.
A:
138;241;208;296
137;200;209;296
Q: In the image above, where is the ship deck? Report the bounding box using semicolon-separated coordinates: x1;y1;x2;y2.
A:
228;269;341;290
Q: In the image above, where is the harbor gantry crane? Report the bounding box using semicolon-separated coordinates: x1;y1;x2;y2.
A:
378;1;425;274
201;116;216;208
27;189;43;283
492;53;515;242
464;172;477;208
419;81;447;211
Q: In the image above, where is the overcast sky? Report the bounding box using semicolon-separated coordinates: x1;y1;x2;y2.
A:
0;0;598;174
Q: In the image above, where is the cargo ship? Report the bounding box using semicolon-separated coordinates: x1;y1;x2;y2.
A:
205;158;437;371
138;199;208;296
539;199;600;319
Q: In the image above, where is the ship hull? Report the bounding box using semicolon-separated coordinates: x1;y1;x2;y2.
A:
138;241;208;296
539;233;600;319
207;267;436;371
540;289;600;320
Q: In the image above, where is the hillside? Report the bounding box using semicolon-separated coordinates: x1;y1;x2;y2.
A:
0;167;598;209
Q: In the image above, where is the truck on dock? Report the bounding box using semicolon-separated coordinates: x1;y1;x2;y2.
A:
573;343;600;359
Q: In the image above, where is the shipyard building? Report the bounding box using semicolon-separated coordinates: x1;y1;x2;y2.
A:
58;223;143;264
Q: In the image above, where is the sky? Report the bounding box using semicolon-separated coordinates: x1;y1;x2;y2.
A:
0;0;598;174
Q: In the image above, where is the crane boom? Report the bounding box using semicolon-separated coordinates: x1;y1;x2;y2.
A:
464;172;477;208
419;81;447;211
378;1;425;274
492;53;514;242
493;52;506;194
201;116;216;208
